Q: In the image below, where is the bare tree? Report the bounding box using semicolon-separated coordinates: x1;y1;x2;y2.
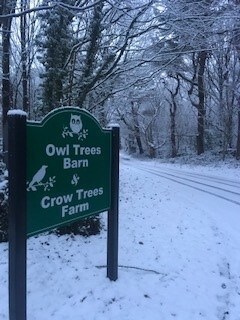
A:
165;75;181;158
69;0;157;110
20;0;29;112
231;0;240;159
153;0;222;155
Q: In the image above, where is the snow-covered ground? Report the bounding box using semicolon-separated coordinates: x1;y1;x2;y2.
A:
1;156;240;320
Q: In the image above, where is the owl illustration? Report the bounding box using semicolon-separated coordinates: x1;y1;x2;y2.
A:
70;114;82;134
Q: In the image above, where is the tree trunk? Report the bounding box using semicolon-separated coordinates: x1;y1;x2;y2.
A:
230;0;240;159
146;126;156;158
135;128;144;154
20;0;29;112
127;133;136;154
131;101;144;154
170;102;177;158
167;75;180;158
236;107;240;160
196;51;207;155
196;113;204;155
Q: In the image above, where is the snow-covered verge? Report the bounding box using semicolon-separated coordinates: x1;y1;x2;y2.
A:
0;159;240;320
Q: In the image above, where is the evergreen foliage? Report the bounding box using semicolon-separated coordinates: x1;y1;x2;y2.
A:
36;0;75;113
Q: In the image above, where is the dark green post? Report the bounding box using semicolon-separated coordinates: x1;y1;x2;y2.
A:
8;111;27;320
107;126;120;281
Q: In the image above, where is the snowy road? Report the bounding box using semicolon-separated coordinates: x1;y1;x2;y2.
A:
119;158;240;320
122;157;240;243
123;159;240;206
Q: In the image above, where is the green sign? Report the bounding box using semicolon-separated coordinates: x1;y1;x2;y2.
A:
27;107;111;236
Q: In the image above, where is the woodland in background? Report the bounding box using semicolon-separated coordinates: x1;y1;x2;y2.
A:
1;0;240;160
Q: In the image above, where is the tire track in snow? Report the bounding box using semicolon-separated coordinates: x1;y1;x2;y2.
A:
127;165;240;206
155;167;240;189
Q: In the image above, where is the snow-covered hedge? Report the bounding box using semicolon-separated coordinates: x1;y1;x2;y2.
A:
0;160;8;242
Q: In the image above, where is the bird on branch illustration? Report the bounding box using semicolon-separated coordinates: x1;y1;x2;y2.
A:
28;165;48;190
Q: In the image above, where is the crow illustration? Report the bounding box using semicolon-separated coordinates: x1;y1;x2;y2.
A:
28;165;48;189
